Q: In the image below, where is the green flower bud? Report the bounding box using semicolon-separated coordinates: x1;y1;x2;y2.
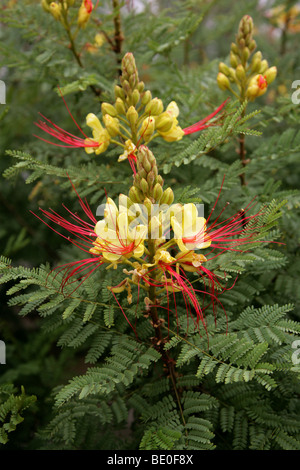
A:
132;89;140;106
115;97;126;115
264;66;277;85
242;47;250;63
259;60;269;74
140;117;155;142
250;51;262;73
126;106;139;128
236;64;246;82
153;183;163;202
115;85;125;100
229;53;239;69
145;98;164;116
101;102;117;117
103;115;119;137
219;62;230;75
140;178;149;195
160;187;174;205
217;72;230;91
129;186;143;203
155;112;173;133
231;42;239;54
141;90;152;106
137;81;145;93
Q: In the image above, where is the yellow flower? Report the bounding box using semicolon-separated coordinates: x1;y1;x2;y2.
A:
171;203;211;253
90;198;147;262
157;101;184;142
175;251;207;272
118;139;136;162
85;113;111;155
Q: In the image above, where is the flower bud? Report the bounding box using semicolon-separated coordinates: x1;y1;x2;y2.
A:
153;183;163;202
155;112;173;133
115;85;125;100
77;0;93;29
141;90;152;106
49;2;62;20
217;72;230;90
264;66;277;85
103;115;119;137
160;187;174;205
145;98;163;116
132;89;140;107
229;53;239;69
242;47;250;62
259;60;269;74
115;97;126;115
137;81;145;93
231;42;239;54
101;102;117;117
129;186;143;203
236;64;246;82
140;117;155;142
140;178;149;195
219;62;230;75
41;0;51;12
126;106;139;128
250;51;262;73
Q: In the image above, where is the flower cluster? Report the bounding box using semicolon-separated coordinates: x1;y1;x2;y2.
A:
217;15;277;101
41;0;94;29
34;52;228;168
34;145;265;334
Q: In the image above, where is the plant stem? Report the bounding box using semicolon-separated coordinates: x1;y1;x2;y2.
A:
112;0;124;74
147;240;187;434
238;108;246;186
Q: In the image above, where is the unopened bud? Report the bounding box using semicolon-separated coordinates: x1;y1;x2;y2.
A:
115;85;125;100
264;66;277;84
49;2;62;20
129;186;143;203
126;106;139;128
229;53;239;69
242;47;250;63
141;90;152;106
140;117;155;142
77;0;93;29
219;62;230;75
140;178;149;195
153;183;163;202
217;72;230;91
132;89;140;107
231;42;239;54
145;98;163;116
115;97;126;115
155;112;173;133
250;51;262;73
41;0;51;12
259;60;269;74
137;81;145;93
101;102;117;117
160;187;174;205
236;64;246;82
103;115;119;137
